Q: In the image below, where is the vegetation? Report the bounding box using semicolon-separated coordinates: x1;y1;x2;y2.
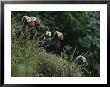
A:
11;11;100;77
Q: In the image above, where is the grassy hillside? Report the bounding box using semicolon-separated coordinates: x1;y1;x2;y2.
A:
11;38;82;77
11;17;82;77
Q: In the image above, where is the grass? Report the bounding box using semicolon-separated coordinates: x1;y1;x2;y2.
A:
11;38;82;77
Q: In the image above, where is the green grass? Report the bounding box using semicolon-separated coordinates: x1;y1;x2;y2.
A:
11;38;82;77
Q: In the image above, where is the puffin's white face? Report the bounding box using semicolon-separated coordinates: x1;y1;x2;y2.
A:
22;16;28;22
26;17;31;22
31;17;37;21
57;32;62;37
55;31;62;37
46;31;51;36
